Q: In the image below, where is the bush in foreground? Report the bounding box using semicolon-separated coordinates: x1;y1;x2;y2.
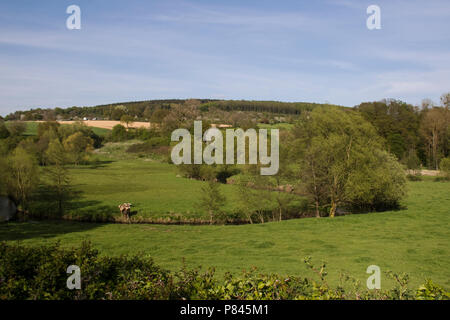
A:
0;242;448;300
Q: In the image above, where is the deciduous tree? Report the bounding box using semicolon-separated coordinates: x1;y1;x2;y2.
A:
199;180;226;224
5;147;39;210
45;139;71;215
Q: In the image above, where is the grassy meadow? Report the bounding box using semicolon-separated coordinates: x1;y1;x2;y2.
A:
63;158;244;220
1;177;449;289
1;120;449;291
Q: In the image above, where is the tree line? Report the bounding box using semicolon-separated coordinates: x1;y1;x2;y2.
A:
3;99;340;121
0;120;100;215
355;94;450;170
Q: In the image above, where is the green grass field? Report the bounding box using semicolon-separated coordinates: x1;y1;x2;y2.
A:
63;158;244;220
1;178;449;289
28;140;291;221
2;123;449;290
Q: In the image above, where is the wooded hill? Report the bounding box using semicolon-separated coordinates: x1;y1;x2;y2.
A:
4;99;344;121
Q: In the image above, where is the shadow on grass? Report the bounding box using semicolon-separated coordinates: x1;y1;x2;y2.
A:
0;220;105;242
27;184;118;224
66;160;115;170
86;159;115;169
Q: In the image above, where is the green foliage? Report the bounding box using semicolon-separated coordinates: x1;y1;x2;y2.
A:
126;137;170;155
236;174;277;224
1;177;448;288
150;108;170;123
178;164;215;181
344;150;407;212
420;107;449;169
0;156;7;196
120;114;134;128
290;107;406;216
405;150;421;171
355;100;420;161
37;121;60;138
440;157;450;176
4;147;40;209
199;180;227;223
0;242;448;300
63;132;94;165
57;122;103;148
407;174;422;181
44;139;71;215
111;124;127;141
6;121;27;136
0;121;10;139
201;100;337;115
416;280;450;300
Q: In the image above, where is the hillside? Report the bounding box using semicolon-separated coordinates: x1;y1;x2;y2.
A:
4;99;345;121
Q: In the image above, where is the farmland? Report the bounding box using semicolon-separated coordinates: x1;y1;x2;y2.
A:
19;121;112;137
1;102;449;296
1;173;449;289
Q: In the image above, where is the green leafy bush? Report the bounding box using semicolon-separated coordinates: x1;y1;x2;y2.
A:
1;242;448;300
111;124;128;142
407;174;422;181
438;157;450;181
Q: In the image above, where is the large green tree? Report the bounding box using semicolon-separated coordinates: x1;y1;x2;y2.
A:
199;180;226;224
63;132;94;164
290;107;406;217
0;120;10;139
5;147;40;210
45;139;71;215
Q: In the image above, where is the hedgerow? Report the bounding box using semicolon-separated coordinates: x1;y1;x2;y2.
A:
0;242;448;300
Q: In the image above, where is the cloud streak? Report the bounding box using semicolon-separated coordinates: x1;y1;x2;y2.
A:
0;0;449;115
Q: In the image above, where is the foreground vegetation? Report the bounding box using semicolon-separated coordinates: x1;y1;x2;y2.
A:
0;241;448;300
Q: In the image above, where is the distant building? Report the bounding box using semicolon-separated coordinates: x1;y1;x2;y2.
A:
210;124;233;128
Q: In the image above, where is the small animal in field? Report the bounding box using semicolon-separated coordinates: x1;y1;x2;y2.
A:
118;203;132;222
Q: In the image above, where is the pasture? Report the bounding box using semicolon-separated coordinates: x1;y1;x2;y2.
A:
62;158;244;221
1;178;449;289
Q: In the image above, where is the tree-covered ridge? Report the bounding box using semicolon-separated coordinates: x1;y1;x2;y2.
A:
199;100;342;114
4;99;343;121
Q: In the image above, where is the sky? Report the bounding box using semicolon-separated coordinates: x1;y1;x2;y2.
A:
0;0;449;116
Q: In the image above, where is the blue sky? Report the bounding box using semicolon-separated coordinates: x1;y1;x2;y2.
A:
0;0;449;115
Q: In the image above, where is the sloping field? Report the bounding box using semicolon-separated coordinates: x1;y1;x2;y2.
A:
22;121;111;136
54;120;151;130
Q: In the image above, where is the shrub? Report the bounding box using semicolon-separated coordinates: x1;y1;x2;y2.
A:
126;137;170;155
6;121;26;136
0;121;10;139
63;132;94;165
407;174;422;181
111;124;128;142
439;157;450;178
0;242;448;300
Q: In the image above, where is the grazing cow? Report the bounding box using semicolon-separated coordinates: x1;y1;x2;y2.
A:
118;203;132;222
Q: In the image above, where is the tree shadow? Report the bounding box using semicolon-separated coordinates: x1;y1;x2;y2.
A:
0;220;106;242
86;159;115;169
1;184;120;241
